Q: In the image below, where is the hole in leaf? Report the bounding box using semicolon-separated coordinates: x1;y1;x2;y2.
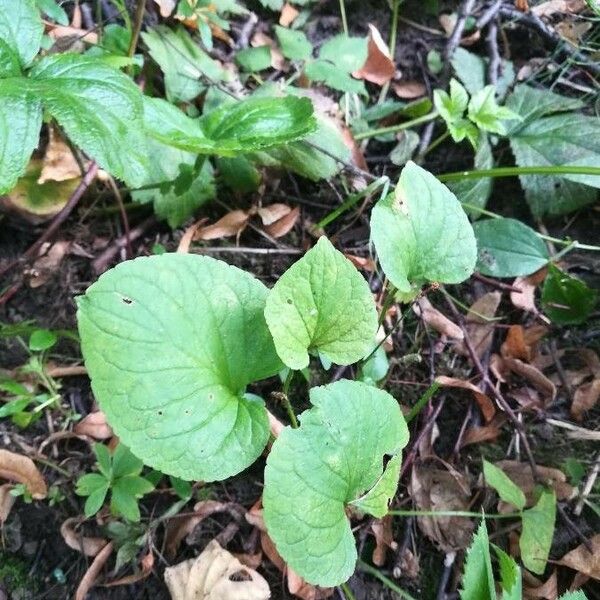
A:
229;569;252;582
286;298;293;304
158;411;163;416
121;297;133;304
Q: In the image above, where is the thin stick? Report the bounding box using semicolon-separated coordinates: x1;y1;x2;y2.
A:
338;0;349;35
357;560;418;600
127;0;147;58
575;451;600;516
405;381;441;424
438;164;600;182
353;112;438;141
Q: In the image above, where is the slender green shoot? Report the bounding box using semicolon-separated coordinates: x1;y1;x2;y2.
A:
339;0;349;34
389;509;522;519
354;111;438;141
405;381;440;424
357;560;418;600
438;164;600;182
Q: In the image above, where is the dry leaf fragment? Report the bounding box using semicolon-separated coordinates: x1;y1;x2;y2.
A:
75;541;114;600
152;0;176;17
457;292;502;360
438;13;481;44
27;240;71;288
571;379;600;421
74;411;113;440
165;540;271;600
194;210;249;242
461;423;502;447
265;206;300;238
105;551;155;587
38;127;81;184
251;32;286;71
279;3;299;27
503;357;556;404
516;0;530;10
46;23;98;45
0;449;47;499
392;81;427;99
511;275;538;313
0;483;15;524
558;534;600;581
414;297;464;340
532;0;586;16
372;515;396;566
501;325;530;362
435;376;495;422
256;203;291;226
344;254;376;272
60;517;108;557
523;570;557;599
353;24;395;86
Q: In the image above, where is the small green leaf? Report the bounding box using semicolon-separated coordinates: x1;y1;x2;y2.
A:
483;460;526;510
350;454;401;517
265;237;378;370
29;329;57;351
493;544;522;600
359;345;389;385
559;592;588;600
28;54;149;187
390;130;420;166
0;0;43;66
77;254;283;481
274;26;312;61
460;520;495;600
473;218;549;278
0;82;43;194
111;479;141;521
142;26;224;102
451;48;486;95
434;79;469;129
93;443;112;479
111;444;143;478
115;475;154;497
263;380;409;586
371;161;477;297
235;46;272;71
319;34;368;72
84;484;109;517
76;473;109;496
35;0;69;25
542;264;598;325
520;489;556;575
305;59;366;95
467;85;521;135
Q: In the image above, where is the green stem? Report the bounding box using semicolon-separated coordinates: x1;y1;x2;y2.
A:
353;111;438;141
405;381;440;423
357;560;418;600
316;176;389;229
438;164;600;182
127;0;147;59
340;582;357;600
339;0;349;34
378;284;397;328
389;509;522;519
422;130;450;156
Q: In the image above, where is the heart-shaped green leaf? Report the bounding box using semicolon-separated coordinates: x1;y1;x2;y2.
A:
264;237;378;370
0;0;43;67
77;254;283;481
371;161;477;298
473;218;548;278
27;54;149;187
520;489;556;575
263;380;409;586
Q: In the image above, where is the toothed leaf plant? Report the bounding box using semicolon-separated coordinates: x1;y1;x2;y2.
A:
77;162;476;585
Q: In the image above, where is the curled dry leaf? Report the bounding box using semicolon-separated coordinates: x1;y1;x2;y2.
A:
60;517;108;557
38;127;81;184
353;24;395;86
371;514;396;566
75;541;114;600
414;297;464;340
501;325;531;362
523;570;557;599
27;240;72;288
0;449;47;499
265;206;299;238
152;0;176;17
74;411;113;440
558;534;600;581
344;254;376;272
105;551;154;587
393;81;427;99
531;0;586;16
165;540;271;600
256;203;291;226
409;462;474;552
0;483;15;524
503;357;556;405
461;423;502;448
511;268;547;313
435;375;495;422
279;3;299;27
571;379;600;421
194;210;250;242
45;23;98;45
493;460;574;507
438;13;481;44
457;292;502;360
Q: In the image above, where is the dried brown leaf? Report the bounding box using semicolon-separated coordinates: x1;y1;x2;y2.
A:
75;541;114;600
414;297;464;340
38;128;81;184
353;24;395;86
0;483;15;524
279;3;299;27
164;540;271;600
457;292;501;360
501;325;531;362
27;240;71;288
194;210;249;241
558;534;600;581
372;514;395;566
257;203;291;226
531;0;585;15
74;411;113;440
344;254;376;272
105;551;154;587
503;357;556;404
435;375;495;422
60;517;108;557
265;206;300;238
438;13;481;44
571;379;600;421
0;449;47;499
392;80;427;99
523;570;557;599
461;424;502;448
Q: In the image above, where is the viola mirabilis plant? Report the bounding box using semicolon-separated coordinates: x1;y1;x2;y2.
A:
76;162;477;585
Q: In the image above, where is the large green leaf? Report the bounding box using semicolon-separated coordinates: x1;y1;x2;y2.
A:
541;264;598;325
483;460;526;510
77;254;283;481
460;520;495;600
520;489;556;575
28;54;149;187
0;81;42;193
264;237;378;370
473;218;549;278
141;26;224;103
0;0;43;66
263;380;408;586
371;161;477;298
144;95;316;155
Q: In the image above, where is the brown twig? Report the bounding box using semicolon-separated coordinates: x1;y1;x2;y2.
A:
127;0;147;59
472;272;522;292
574;451;600;517
107;176;132;258
476;0;502;29
486;20;501;86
